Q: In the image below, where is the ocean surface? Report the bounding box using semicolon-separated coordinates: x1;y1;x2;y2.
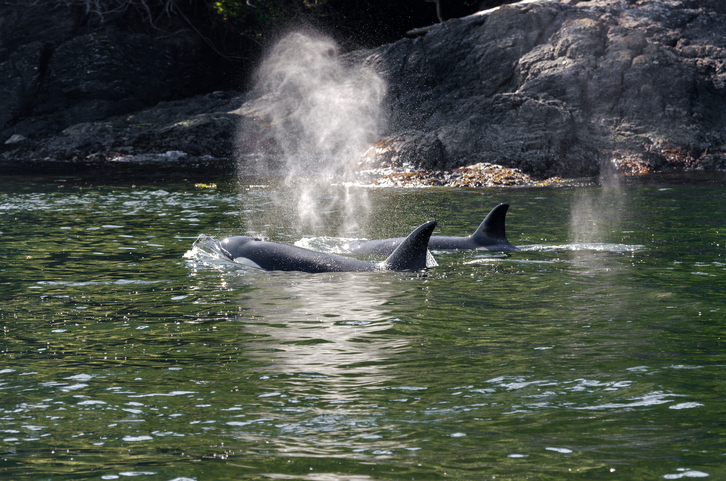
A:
1;172;724;480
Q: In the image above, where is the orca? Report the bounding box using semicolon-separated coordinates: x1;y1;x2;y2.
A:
340;203;517;255
215;221;437;273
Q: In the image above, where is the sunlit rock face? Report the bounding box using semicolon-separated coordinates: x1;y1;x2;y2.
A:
351;0;726;177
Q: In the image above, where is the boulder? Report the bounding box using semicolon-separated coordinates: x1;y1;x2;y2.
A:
361;0;726;177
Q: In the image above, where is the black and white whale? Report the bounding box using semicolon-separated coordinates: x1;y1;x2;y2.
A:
339;203;517;255
215;221;437;273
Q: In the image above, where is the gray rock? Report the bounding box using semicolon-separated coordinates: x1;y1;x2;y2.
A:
352;0;726;177
4;134;27;145
4;0;726;179
0;91;245;172
237;0;723;178
0;2;220;142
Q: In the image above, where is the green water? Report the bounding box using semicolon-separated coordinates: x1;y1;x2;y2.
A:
1;173;724;480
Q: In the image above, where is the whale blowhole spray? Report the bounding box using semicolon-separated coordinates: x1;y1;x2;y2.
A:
238;30;387;235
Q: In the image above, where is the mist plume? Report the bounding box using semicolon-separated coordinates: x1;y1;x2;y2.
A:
240;31;386;233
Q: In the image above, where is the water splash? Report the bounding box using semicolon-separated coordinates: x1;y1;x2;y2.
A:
568;170;625;245
240;31;386;234
565;162;630;281
517;243;644;253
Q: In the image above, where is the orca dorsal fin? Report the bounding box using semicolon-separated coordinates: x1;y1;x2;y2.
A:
471;203;510;244
382;221;437;271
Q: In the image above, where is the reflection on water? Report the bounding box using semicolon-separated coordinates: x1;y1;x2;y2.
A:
262;475;376;481
237;275;408;383
185;239;426;457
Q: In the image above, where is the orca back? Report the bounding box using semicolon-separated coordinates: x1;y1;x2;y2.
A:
343;237;405;255
382;221;437;271
218;237;376;272
215;223;437;273
470;203;517;250
341;204;516;255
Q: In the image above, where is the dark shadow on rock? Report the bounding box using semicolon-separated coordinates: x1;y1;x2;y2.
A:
0;2;224;142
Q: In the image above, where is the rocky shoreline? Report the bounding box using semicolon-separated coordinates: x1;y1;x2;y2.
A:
1;90;244;178
2;0;725;185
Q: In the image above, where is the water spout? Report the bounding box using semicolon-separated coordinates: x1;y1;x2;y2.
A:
239;31;386;235
569;161;625;245
567;160;627;279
